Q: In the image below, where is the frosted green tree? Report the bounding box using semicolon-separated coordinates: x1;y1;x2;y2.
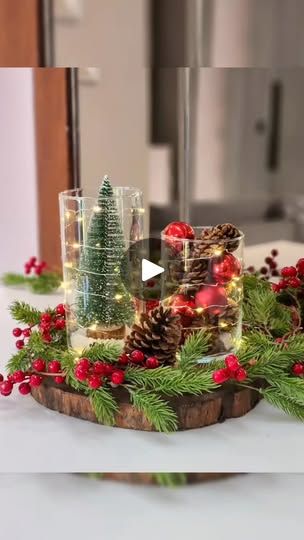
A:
77;176;134;329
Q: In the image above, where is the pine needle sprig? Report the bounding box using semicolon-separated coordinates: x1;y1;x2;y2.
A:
262;387;304;421
10;301;42;326
81;341;123;363
177;330;211;370
90;389;119;426
6;349;31;374
265;375;304;406
129;389;178;433
153;473;187;487
3;272;61;294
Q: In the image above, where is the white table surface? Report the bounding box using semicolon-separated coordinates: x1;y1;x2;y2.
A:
0;473;303;540
0;240;304;473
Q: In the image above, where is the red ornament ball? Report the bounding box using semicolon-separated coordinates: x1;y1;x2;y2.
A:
146;356;160;369
48;360;61;373
212;368;230;384
292;363;304;376
212;253;241;285
111;370;125;385
234;367;247;382
296;258;304;275
54;376;65;384
32;358;46;372
16;340;25;350
224;354;240;373
118;353;130;366
75;366;88;381
29;374;43;387
170;294;196;318
195;285;227;315
163;221;195;252
130;350;145;363
56;303;66;316
12;370;25;383
12;327;22;337
18;382;31;395
87;374;103;389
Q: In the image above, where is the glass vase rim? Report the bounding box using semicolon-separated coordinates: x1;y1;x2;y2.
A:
161;225;244;243
59;186;143;202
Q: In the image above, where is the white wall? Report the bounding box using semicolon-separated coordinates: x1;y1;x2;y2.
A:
0;69;38;274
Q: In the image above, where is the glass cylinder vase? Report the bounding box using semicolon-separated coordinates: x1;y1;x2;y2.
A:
59;186;144;352
161;226;244;362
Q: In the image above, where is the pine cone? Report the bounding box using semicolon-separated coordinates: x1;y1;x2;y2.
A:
201;223;241;254
124;306;182;365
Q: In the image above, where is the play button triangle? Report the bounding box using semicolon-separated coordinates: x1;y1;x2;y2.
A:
141;258;164;282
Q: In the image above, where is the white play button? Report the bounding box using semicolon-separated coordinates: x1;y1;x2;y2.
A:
141;258;164;282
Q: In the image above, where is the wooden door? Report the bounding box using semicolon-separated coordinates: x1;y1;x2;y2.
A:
34;68;73;271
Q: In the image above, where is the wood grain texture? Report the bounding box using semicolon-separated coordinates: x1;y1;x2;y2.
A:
31;378;262;431
0;0;40;66
34;68;72;271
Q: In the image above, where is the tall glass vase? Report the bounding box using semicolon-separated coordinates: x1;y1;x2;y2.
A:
59;184;144;352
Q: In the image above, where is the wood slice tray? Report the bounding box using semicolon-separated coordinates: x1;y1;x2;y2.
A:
31;378;262;431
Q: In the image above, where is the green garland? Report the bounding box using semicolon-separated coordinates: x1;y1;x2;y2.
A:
5;274;304;432
2;271;61;294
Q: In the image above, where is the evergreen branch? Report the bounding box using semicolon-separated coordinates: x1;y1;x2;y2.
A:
9;301;42;326
266;375;304;406
177;330;211;370
3;272;61;294
6;349;31;374
90;389;118;426
262;387;304;421
153;473;187;487
126;366;217;396
129;389;178;433
81;341;123;362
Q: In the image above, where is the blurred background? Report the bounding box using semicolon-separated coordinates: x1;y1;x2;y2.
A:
1;0;304;272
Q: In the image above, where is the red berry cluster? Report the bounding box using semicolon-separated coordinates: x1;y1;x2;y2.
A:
74;357;125;389
292;363;304;377
24;256;47;276
120;350;160;369
212;354;247;384
0;359;65;397
272;259;304;293
247;248;279;279
12;303;66;349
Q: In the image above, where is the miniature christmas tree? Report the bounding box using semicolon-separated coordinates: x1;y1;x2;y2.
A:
76;175;134;338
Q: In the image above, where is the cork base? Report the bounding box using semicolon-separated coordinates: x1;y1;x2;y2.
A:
86;325;126;340
31;378;262;431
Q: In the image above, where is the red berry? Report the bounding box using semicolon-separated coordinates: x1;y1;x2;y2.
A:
32;358;46;372
247;266;255;273
212;368;230;384
272;283;281;293
22;328;32;338
40;313;52;323
39;321;51;332
292;363;304;376
42;333;52;343
118;353;130;366
7;374;14;382
0;380;13;396
275;337;283;344
29;374;43;387
92;361;106;375
260;266;268;275
224;354;240;372
111;370;125;385
0;374;3;383
29;256;37;265
24;264;31;275
87;374;103;389
54;318;65;330
77;358;91;370
12;327;22;337
296;258;304;275
18;382;31;395
278;280;288;289
75;366;88;381
48;360;61;373
271;270;279;277
146;356;160;369
16;340;24;350
40;261;47;269
103;364;115;376
234;367;247;382
12;370;25;383
130;350;145;363
265;257;273;265
35;264;43;276
288;277;301;289
54;376;65;384
56;303;66;316
281;266;297;278
271;249;278;257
